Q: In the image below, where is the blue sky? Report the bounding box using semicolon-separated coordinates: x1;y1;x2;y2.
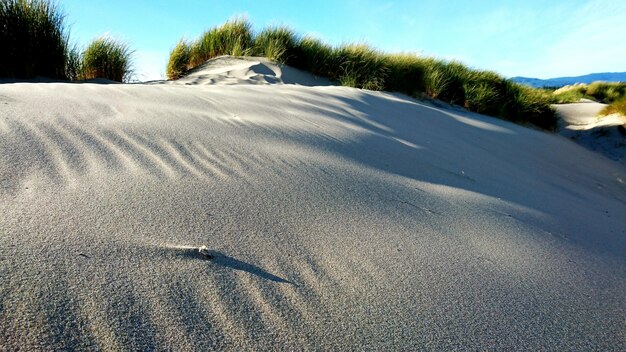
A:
61;0;626;81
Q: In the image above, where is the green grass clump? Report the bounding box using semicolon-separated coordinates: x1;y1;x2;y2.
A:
166;39;191;80
382;54;428;95
500;81;556;130
600;96;626;116
550;88;589;104
289;36;335;76
550;82;626;104
188;18;253;68
253;26;299;63
331;44;388;90
463;70;507;116
0;0;69;79
81;36;133;82
585;82;626;103
423;60;469;106
64;41;82;81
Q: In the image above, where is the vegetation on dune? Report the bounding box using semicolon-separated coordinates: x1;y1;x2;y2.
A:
64;41;82;81
501;82;556;130
253;26;299;63
0;2;557;129
600;97;626;117
167;18;558;130
549;82;626;104
383;54;428;95
462;70;507;116
81;36;133;82
0;0;69;79
288;36;335;77
188;17;253;67
331;44;389;90
585;82;626;104
0;0;134;82
166;39;191;80
548;88;590;104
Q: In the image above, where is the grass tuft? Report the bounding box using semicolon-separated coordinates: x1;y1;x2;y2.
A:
585;82;626;104
166;39;191;80
600;97;626;117
0;0;69;79
423;60;469;105
382;54;428;95
550;89;589;104
188;17;253;67
81;36;133;82
550;82;626;104
64;41;82;80
500;81;556;130
289;36;335;76
253;26;298;63
332;44;388;90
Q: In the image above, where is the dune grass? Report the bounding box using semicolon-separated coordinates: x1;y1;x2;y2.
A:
166;39;191;80
549;89;590;104
0;0;134;82
585;82;626;104
253;26;299;63
288;36;335;77
331;44;389;90
188;17;253;67
550;82;626;104
64;42;82;81
600;97;626;117
382;54;428;96
0;0;69;79
81;37;133;82
167;19;557;129
500;82;555;130
462;70;507;116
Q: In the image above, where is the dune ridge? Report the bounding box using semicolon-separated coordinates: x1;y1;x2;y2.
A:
1;61;625;350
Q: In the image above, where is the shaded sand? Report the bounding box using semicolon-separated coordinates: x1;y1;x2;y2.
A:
1;60;626;350
554;101;626;165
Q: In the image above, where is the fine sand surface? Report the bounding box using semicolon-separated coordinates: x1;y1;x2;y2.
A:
554;100;626;165
1;57;625;350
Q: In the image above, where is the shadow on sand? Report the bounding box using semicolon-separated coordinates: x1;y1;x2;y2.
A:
177;248;294;285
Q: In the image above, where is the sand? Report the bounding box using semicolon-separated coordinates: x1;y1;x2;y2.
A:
1;57;625;350
554;100;626;165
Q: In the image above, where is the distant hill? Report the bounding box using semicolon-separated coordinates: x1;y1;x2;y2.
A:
511;72;626;88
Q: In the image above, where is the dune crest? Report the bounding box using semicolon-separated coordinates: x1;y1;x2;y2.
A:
162;55;335;87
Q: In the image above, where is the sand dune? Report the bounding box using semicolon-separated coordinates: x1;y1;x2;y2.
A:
554;100;626;165
161;56;335;87
1;58;625;350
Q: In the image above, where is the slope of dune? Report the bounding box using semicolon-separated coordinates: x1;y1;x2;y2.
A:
554;101;626;165
1;58;625;350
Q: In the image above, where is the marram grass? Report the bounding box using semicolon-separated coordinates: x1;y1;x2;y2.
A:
253;26;299;63
0;0;68;79
167;19;557;130
0;0;135;82
166;39;191;80
550;82;626;104
188;17;253;67
600;97;626;117
81;36;133;82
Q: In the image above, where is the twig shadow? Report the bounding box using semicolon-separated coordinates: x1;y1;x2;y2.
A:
178;248;294;285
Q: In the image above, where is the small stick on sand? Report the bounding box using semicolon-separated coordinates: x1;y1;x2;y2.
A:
198;246;212;259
